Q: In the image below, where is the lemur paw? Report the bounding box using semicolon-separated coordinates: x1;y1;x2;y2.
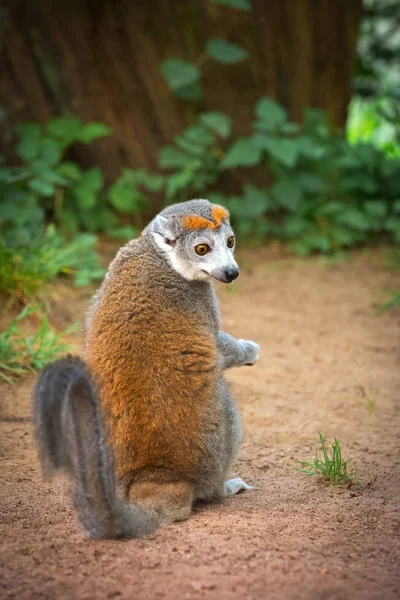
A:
224;478;255;496
239;340;260;366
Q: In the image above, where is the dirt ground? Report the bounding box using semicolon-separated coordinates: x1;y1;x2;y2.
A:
1;248;400;600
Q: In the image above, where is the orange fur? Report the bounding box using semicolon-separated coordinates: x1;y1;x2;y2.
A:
182;204;229;231
211;205;229;227
182;215;216;230
86;245;219;493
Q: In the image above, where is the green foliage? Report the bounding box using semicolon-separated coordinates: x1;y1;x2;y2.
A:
155;97;400;255
351;1;400;159
1;115;149;239
0;114;158;300
0;223;104;301
160;0;249;100
161;60;202;100
295;433;358;486
0;305;76;385
205;39;248;65
157;114;230;203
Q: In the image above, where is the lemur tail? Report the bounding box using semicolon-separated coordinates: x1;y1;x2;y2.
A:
32;355;163;539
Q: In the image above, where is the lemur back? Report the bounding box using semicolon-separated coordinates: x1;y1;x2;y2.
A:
33;199;260;539
86;234;220;488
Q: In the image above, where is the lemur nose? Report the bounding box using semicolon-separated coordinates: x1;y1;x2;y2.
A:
225;267;239;283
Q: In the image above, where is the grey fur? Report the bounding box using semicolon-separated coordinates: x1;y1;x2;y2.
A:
33;356;159;539
33;199;260;539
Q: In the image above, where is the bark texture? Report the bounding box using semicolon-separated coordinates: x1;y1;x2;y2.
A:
0;0;362;180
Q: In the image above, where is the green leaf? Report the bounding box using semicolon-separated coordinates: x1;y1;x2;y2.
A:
80;167;103;192
161;59;200;90
283;215;310;237
72;167;104;209
242;184;274;216
174;82;203;100
331;227;358;247
280;122;300;134
205;39;249;65
40;168;68;185
393;200;400;213
57;162;82;180
109;226;136;240
199;112;232;138
0;167;12;182
271;178;302;211
252;134;300;167
364;200;387;219
297;136;327;160
109;184;145;213
166;170;194;201
79;122;112;143
182;126;215;147
337;208;370;231
316;202;345;218
174;135;206;156
139;171;165;192
16;123;42;161
255;98;287;129
303;233;331;253
46;117;81;145
221;138;262;168
211;0;251;10
159;146;193;168
27;178;55;197
39;138;62;165
295;173;326;194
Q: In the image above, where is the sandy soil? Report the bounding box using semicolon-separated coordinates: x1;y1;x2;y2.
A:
1;249;399;600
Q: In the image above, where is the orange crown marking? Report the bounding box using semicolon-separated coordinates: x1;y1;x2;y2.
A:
182;205;229;231
211;205;228;227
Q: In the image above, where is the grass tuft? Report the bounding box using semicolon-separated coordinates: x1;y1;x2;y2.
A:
0;305;78;384
358;386;377;413
294;433;358;486
0;225;104;302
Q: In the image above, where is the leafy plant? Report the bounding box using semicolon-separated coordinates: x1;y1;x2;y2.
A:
0;305;77;385
0;224;104;301
158;111;231;203
295;433;358;486
0;115;157;243
156;96;400;255
160;0;250;100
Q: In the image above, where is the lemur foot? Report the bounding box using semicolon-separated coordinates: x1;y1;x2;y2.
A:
224;477;255;496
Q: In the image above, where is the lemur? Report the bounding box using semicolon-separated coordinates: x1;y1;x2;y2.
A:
33;199;260;539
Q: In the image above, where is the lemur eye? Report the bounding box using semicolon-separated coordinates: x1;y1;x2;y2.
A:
227;236;235;248
195;244;210;256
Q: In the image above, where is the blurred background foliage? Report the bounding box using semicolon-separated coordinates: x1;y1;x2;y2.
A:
0;0;399;332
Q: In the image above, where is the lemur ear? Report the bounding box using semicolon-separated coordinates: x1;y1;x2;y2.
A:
151;215;179;252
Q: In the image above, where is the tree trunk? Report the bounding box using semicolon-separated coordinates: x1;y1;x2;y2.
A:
0;0;362;181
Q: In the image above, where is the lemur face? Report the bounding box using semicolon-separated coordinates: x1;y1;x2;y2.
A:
151;199;239;283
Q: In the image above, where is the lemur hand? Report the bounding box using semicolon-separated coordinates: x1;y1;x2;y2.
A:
239;340;260;366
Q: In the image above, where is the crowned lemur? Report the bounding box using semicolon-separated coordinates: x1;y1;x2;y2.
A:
33;199;260;539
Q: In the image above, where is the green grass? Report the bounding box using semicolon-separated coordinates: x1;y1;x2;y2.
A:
295;433;358;486
357;386;377;414
375;289;400;314
0;305;78;384
0;225;104;302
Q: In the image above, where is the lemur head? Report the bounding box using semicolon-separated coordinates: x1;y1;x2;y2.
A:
149;199;239;283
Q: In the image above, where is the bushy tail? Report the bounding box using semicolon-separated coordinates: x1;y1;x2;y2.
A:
32;355;159;539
